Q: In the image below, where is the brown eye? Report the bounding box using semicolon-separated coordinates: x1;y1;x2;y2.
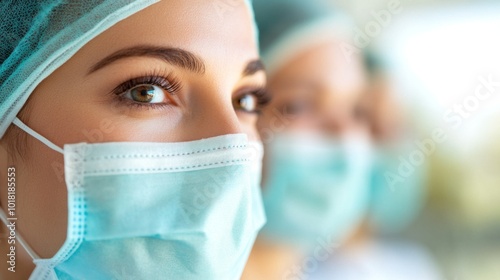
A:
124;84;166;103
234;94;258;113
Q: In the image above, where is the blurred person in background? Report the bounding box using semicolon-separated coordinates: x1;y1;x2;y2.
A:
311;51;442;280
365;4;500;279
242;0;374;279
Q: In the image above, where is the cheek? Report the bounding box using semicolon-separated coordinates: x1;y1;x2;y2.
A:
237;113;259;141
24;90;81;147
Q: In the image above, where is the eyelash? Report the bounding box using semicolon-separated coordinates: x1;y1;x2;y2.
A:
110;72;271;113
111;72;181;110
253;87;272;106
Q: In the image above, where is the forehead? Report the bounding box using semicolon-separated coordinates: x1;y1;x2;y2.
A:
74;0;258;75
271;41;367;96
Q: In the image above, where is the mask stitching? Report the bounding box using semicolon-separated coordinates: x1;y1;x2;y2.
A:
85;144;248;161
36;145;87;279
83;158;252;175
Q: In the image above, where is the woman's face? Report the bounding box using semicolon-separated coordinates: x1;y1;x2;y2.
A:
258;40;368;139
0;0;266;264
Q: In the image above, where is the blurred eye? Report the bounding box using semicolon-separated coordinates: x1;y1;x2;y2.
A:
122;84;166;103
283;100;312;116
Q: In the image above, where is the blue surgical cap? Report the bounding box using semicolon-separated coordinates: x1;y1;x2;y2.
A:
252;0;354;75
0;0;157;138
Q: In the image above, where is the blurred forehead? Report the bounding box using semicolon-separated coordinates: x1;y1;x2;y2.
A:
73;0;258;77
270;41;367;98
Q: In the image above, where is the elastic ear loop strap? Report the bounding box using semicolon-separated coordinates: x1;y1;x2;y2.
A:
2;117;62;260
12;118;64;154
0;208;41;260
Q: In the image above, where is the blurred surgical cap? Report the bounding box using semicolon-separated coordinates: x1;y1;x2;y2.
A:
252;0;354;75
0;0;156;138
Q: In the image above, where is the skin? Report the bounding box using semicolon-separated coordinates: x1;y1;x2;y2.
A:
242;40;370;279
362;72;407;143
0;1;265;279
258;41;368;138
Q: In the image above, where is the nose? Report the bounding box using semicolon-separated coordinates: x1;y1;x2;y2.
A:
320;108;351;135
317;92;354;136
184;88;243;140
204;105;243;137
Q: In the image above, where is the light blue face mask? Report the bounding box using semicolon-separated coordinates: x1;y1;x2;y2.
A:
368;146;427;234
259;133;372;249
0;118;265;280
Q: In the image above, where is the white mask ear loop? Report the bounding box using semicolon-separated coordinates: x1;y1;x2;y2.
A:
0;208;41;260
12;118;64;154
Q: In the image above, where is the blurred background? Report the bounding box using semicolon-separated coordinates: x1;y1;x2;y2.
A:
248;0;499;279
333;0;500;279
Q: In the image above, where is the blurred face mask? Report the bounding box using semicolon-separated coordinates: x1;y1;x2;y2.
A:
368;145;427;234
259;133;373;249
0;118;266;280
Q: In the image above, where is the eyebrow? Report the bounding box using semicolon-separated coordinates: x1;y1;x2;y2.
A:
88;45;206;75
87;45;265;77
243;59;265;77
